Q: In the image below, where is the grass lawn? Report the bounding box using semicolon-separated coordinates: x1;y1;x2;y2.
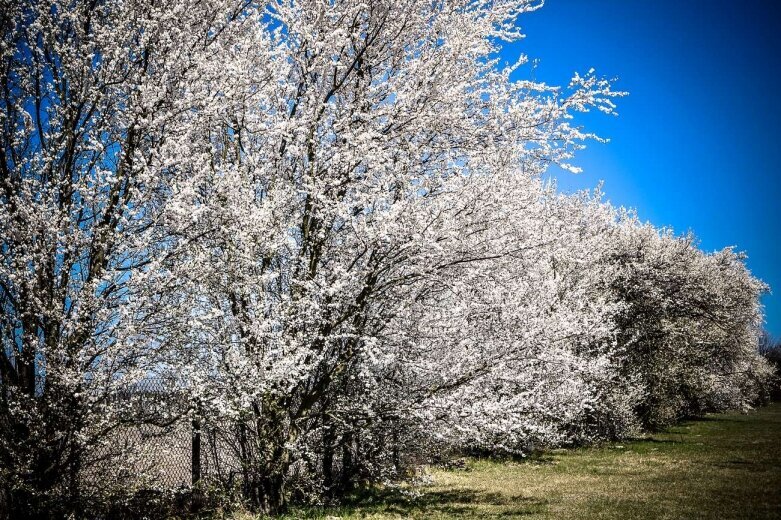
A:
273;402;781;519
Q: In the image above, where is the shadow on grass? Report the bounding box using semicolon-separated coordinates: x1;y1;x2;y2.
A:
292;487;549;518
687;416;748;424
624;437;680;444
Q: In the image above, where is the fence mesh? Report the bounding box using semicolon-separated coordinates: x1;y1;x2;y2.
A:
82;378;238;495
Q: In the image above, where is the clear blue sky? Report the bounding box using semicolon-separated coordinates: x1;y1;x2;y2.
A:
502;0;781;336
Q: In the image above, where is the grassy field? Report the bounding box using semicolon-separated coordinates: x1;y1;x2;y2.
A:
275;402;781;519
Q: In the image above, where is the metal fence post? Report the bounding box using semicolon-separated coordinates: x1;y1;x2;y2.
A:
192;416;201;487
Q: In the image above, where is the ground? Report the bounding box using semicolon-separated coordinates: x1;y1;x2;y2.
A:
271;402;781;519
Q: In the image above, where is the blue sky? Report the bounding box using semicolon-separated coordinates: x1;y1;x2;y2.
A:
501;0;781;336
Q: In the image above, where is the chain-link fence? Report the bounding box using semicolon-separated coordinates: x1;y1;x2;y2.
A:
82;379;240;495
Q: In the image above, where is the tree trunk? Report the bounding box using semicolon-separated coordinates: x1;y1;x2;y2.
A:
322;412;335;498
339;431;354;495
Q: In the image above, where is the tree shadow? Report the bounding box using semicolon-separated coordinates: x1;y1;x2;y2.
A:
690;416;745;424
625;437;680;444
337;487;549;518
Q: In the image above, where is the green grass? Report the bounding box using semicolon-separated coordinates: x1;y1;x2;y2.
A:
270;403;781;519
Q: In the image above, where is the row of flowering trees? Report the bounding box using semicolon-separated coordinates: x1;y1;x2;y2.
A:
0;0;773;517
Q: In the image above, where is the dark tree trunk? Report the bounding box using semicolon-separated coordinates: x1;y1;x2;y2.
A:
339;431;354;494
322;411;335;498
